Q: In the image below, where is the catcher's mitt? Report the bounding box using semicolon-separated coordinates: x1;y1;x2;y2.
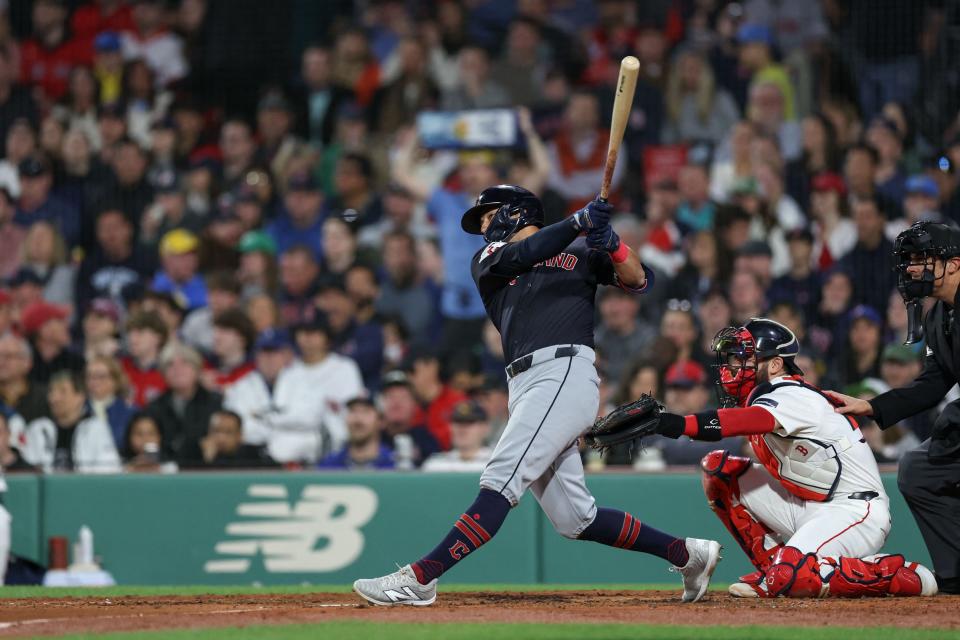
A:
583;393;663;450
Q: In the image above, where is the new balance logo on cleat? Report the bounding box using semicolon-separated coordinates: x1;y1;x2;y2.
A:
384;587;423;602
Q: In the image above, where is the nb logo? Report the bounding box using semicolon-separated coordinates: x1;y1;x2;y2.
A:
384;587;421;602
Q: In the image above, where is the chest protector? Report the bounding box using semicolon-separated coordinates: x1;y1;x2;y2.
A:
747;378;857;502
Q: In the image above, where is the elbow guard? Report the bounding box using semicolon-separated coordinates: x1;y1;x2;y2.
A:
683;406;777;441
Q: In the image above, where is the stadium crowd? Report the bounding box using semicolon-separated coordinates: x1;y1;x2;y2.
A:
0;0;956;473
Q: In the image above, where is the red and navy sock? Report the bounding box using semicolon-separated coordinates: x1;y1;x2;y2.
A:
578;507;690;567
411;488;511;585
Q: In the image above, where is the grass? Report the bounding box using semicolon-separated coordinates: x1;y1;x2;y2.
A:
54;622;960;640
0;583;693;599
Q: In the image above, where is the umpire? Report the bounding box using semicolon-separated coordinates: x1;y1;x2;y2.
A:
828;221;960;594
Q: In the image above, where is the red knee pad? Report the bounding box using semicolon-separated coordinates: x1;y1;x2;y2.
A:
766;546;824;598
701;451;778;570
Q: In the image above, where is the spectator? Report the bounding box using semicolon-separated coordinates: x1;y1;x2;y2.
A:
204;308;256;392
737;24;795;120
878;343;932;441
728;270;766;325
85;353;135;450
843;144;899;218
866;116;907;206
710;121;756;202
218;118;257;191
660;301;708;366
81;298;120;360
887;175;950;241
141;289;185;338
317;396;394;470
14;155;80;249
391;132;489;357
547;90;623;212
407;347;465;451
224;329;327;464
181;271;242;353
255;88;307;182
22;370;120;473
326;153;384;231
145;341;221;465
476;373;509;445
91;31;127;104
320;216;358;276
734;240;775;290
595;288;657;386
0;49;38;157
138;171;205;249
152;229;207;311
268;172;325;262
122;411;176;473
833;304;884;388
840;197;897;313
663;48;740;146
318;278;384;392
194;409;275;469
0;332;48;423
245;293;279;335
93;137;155;230
786;113;842;210
673;231;720;305
236;230;277;298
603;359;664;468
696;289;733;359
120;310;168;407
372;37;439;134
379;370;439;467
808;172;856;270
658;361;742;465
490;17;549;108
767;228;820;322
76;208;153;311
357;182;434;252
422;400;493;472
19;0;93;105
0;411;34;471
676;164;717;233
0;186;24;280
639;178;685;279
442;45;510;110
298;45;346;147
808;268;854;359
21;301;82;385
276;245;320;327
376;230;440;345
18;220;75;307
120;0;188;88
292;314;364;449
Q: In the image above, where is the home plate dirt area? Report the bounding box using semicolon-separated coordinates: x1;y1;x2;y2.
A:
0;591;956;637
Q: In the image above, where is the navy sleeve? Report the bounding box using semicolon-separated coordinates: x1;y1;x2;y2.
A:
472;218;581;292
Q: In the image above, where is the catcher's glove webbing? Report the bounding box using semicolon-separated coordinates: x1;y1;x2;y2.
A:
584;393;663;450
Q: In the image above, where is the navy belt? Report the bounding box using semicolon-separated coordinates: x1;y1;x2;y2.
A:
848;491;879;501
505;346;579;379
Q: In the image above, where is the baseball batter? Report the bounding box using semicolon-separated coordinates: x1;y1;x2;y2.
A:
354;186;721;605
603;318;938;598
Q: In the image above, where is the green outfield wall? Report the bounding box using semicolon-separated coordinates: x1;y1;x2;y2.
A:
4;472;929;585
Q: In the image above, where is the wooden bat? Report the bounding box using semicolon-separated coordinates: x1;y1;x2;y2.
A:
600;56;639;202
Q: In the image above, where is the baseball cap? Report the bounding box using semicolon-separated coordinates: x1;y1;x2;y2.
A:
381;370;411;389
905;174;939;199
882;343;919;364
94;31;121;53
237;230;277;256
159;229;199;256
87;298;120;323
253;328;292;352
20;301;69;336
450;400;488;424
849;304;882;326
18;156;50;178
811;172;846;196
869;116;902;140
665;361;707;389
292;313;331;336
737;23;773;46
345;395;377;410
286;172;319;193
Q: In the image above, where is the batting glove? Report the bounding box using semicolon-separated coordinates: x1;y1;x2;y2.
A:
587;225;621;253
571;198;613;231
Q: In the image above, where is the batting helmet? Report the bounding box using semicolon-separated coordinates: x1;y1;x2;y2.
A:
460;184;545;243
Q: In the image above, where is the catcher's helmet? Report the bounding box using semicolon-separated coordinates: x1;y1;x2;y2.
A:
711;318;803;407
460;184;545;243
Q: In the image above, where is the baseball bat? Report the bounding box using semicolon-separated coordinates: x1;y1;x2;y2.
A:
599;56;639;202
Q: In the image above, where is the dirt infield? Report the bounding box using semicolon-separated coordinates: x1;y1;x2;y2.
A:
0;591;956;637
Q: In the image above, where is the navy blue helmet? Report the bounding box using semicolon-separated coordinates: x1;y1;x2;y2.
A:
461;184;545;243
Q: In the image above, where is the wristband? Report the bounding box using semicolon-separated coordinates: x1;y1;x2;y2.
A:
610;242;630;263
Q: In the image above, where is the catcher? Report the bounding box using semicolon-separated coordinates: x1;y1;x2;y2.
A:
589;317;938;598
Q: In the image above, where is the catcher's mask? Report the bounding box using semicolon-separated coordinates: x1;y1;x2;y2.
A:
893;221;960;344
461;184;545;243
711;318;803;407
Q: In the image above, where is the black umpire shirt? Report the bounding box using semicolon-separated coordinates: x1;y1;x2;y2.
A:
472;236;640;364
871;287;960;459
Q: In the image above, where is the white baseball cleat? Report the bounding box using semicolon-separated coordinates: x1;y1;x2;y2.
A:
671;538;723;603
353;564;438;606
